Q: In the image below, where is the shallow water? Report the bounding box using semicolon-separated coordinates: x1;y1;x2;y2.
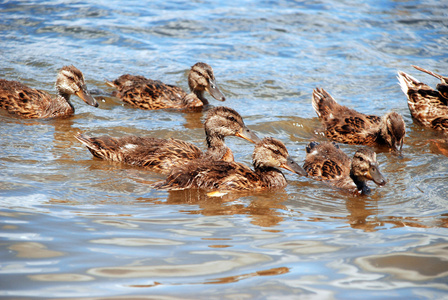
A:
1;0;448;298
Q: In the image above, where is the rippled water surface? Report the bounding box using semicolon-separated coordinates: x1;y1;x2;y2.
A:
1;0;448;298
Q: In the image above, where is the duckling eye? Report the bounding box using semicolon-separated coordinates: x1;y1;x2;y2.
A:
273;149;281;155
358;156;364;162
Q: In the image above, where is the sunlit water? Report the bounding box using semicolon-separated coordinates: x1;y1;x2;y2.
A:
1;0;448;298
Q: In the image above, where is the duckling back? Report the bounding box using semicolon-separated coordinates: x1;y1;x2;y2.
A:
303;141;350;182
75;133;202;174
0;79;72;118
397;71;448;131
106;75;195;110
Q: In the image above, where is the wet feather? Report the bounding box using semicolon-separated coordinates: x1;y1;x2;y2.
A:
0;65;98;119
303;141;386;195
75;106;260;175
312;88;406;152
397;66;448;132
154;137;307;191
106;62;225;110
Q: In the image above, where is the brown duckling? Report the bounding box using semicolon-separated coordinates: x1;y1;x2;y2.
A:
106;62;225;110
154;137;308;191
312;88;406;153
303;141;386;195
75;106;260;175
397;66;448;132
0;65;98;119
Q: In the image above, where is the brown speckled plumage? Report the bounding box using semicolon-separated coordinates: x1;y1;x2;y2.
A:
154;137;307;191
312;88;406;152
106;62;225;110
0;65;98;119
397;66;448;132
75;106;260;175
303;141;386;195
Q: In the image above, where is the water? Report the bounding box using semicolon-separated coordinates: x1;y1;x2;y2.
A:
1;0;448;298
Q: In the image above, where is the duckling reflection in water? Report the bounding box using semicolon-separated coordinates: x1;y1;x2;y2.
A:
75;106;259;175
397;65;448;132
312;88;405;153
0;65;98;119
106;62;225;110
154;137;307;191
303;141;386;195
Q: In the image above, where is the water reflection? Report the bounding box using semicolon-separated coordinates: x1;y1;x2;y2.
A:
29;273;94;282
8;242;64;259
206;266;289;284
139;189;290;227
355;242;448;282
87;250;271;278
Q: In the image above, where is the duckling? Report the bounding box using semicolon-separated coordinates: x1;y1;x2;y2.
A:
397;67;448;132
0;65;98;119
75;106;260;175
106;62;225;110
154;137;308;191
303;141;386;195
312;88;406;153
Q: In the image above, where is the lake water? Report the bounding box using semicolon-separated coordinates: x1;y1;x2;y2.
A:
1;0;448;298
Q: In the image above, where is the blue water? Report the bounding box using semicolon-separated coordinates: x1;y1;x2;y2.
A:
1;0;448;298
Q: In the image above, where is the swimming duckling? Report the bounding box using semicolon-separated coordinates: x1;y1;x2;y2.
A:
0;65;98;119
154;137;307;191
312;88;406;153
303;141;386;195
75;106;259;175
397;66;448;132
106;62;225;110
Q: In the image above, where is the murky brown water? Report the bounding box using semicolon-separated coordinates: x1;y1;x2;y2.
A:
1;0;448;298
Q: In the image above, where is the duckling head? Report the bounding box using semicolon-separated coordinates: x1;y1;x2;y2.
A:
188;62;225;103
55;65;98;107
253;137;307;176
204;106;260;145
350;148;386;194
379;112;405;153
436;83;448;99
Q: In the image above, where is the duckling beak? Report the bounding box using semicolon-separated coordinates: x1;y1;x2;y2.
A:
206;79;225;101
281;156;308;176
394;138;404;156
369;165;387;186
235;126;261;144
76;86;99;107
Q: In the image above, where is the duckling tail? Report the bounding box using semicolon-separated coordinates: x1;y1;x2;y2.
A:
312;87;338;119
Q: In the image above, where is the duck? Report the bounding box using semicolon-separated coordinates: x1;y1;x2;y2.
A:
303;141;387;195
312;88;406;153
0;65;98;119
75;106;260;175
153;137;308;191
397;66;448;132
106;62;225;110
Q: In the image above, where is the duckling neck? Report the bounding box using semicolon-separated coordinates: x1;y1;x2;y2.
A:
375;123;389;146
255;165;287;188
44;91;74;117
193;90;208;105
350;171;371;195
204;132;227;160
58;91;72;103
